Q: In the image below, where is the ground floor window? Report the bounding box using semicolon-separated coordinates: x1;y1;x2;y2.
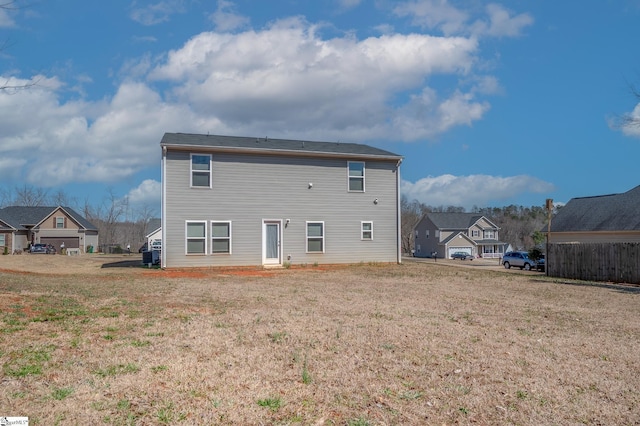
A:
306;221;324;253
186;221;207;254
361;221;373;240
211;221;231;254
0;234;5;247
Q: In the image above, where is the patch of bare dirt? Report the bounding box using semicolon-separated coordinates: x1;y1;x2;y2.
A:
1;258;639;425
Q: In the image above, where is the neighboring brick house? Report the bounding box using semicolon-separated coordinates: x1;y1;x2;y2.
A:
160;133;403;268
0;206;99;254
548;185;640;243
413;212;506;259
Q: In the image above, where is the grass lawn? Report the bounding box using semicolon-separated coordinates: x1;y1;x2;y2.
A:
1;258;639;424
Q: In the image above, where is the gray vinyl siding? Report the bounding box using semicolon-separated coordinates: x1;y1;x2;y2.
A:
164;150;399;267
413;216;440;257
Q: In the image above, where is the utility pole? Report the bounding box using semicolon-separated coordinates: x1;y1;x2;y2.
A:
545;198;553;276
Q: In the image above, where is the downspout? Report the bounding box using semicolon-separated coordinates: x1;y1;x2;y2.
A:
396;158;403;264
161;145;167;269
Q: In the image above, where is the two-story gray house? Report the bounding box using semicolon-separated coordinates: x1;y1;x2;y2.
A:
413;212;505;259
160;133;403;268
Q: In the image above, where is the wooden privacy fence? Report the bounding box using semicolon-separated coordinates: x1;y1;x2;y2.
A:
548;243;640;284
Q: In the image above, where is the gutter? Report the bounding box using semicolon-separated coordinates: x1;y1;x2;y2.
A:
161;146;167;269
160;143;403;162
396;157;403;264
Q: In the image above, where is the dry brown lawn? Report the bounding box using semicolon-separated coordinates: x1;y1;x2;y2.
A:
1;254;639;425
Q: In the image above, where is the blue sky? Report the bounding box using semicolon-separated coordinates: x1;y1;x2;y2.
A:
1;0;639;216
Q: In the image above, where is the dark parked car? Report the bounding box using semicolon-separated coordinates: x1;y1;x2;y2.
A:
535;254;545;271
30;243;56;254
502;251;536;270
451;251;473;260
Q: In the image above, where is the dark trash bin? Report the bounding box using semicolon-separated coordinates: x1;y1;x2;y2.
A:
142;250;160;266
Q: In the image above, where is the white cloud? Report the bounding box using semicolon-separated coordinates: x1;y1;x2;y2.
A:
126;179;161;207
401;174;555;208
394;0;469;36
149;18;482;140
392;89;490;140
209;0;250;32
619;103;640;138
337;0;362;10
0;14;508;188
129;0;186;26
394;1;533;38
471;4;534;38
0;77;215;186
0;8;16;28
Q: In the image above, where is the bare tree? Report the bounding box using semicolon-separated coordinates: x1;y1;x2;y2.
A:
13;184;49;206
49;188;77;208
0;186;11;208
133;203;157;243
400;195;424;254
87;189;127;250
619;83;640;129
1;1;38;92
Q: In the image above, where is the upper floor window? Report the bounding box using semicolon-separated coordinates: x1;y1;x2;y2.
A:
55;217;65;229
435;230;440;238
307;222;325;253
211;221;231;254
191;154;211;188
348;162;365;192
425;230;429;238
361;221;373;240
186;221;207;254
471;230;479;238
483;230;495;239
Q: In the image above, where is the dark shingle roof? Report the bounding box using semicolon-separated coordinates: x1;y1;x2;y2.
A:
0;206;97;231
160;133;402;160
145;218;161;236
551;185;640;232
426;212;486;230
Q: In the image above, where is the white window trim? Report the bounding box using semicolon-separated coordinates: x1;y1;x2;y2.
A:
425;229;429;238
361;221;373;240
55;217;65;229
0;234;5;246
471;230;479;238
347;161;365;192
483;230;495;239
190;153;212;188
185;220;207;255
211;221;232;255
306;221;325;253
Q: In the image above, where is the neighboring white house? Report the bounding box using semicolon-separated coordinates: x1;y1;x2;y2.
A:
160;133;403;268
413;212;506;259
145;218;162;251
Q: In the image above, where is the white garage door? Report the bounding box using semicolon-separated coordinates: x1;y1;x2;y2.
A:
448;247;472;258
